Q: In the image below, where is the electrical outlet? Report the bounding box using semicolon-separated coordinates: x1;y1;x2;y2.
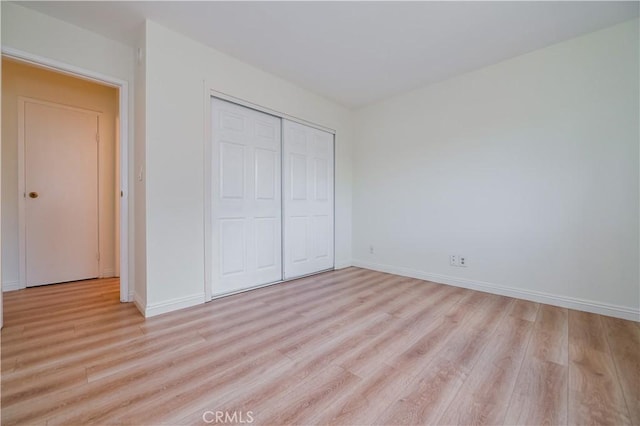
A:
369;245;374;254
459;256;467;267
450;255;458;266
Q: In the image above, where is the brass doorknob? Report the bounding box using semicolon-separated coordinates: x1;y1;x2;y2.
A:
28;192;38;199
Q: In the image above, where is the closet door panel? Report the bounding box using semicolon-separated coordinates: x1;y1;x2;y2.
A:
220;219;246;275
220;142;245;199
290;216;309;263
283;120;334;279
312;215;330;259
255;217;278;270
212;98;282;295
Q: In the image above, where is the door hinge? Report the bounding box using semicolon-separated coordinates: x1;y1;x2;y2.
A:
96;252;100;261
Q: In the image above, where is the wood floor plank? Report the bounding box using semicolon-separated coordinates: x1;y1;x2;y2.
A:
338;284;466;379
445;291;512;331
123;351;296;425
175;354;300;425
386;315;459;374
601;316;640;425
1;269;638;426
501;303;571;425
254;365;361;425
190;350;365;425
282;311;395;362
504;358;568;425
508;298;540;322
85;330;208;382
1;366;88;407
568;311;632;425
436;315;534;425
529;304;569;365
312;363;413;425
277;284;412;358
50;348;292;425
1;324;73;346
6;310;305;424
12;323;145;371
375;294;511;425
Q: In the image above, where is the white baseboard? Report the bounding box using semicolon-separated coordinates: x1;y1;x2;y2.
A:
352;259;640;322
133;293;146;316
101;268;115;278
128;291;135;303
142;293;205;318
2;281;22;292
334;260;352;270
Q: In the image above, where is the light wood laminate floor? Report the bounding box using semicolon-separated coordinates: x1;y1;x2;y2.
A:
1;268;638;425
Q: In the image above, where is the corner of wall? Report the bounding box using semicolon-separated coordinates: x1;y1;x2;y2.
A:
142;293;205;318
133;21;148;311
335;260;353;270
133;291;146;317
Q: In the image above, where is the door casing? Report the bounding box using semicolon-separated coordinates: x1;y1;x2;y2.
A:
3;47;130;302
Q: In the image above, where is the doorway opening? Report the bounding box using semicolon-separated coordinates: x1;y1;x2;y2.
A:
1;53;129;302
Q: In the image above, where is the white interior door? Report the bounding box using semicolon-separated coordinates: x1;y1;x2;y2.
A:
211;98;282;295
23;100;99;287
283;120;334;279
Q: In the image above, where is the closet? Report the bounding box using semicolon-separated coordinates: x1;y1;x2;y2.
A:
210;97;334;297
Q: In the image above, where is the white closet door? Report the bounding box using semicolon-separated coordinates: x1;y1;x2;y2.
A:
283;120;334;279
212;98;282;295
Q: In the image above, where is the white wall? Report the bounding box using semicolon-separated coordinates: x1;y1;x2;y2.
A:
1;2;136;298
353;19;640;320
142;21;353;314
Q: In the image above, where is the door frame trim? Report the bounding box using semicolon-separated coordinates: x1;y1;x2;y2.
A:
3;47;130;302
18;98;103;287
209;89;336;135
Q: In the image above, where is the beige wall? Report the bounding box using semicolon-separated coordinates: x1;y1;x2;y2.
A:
2;58;119;287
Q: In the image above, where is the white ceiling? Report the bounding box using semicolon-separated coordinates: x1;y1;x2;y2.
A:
13;1;639;108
